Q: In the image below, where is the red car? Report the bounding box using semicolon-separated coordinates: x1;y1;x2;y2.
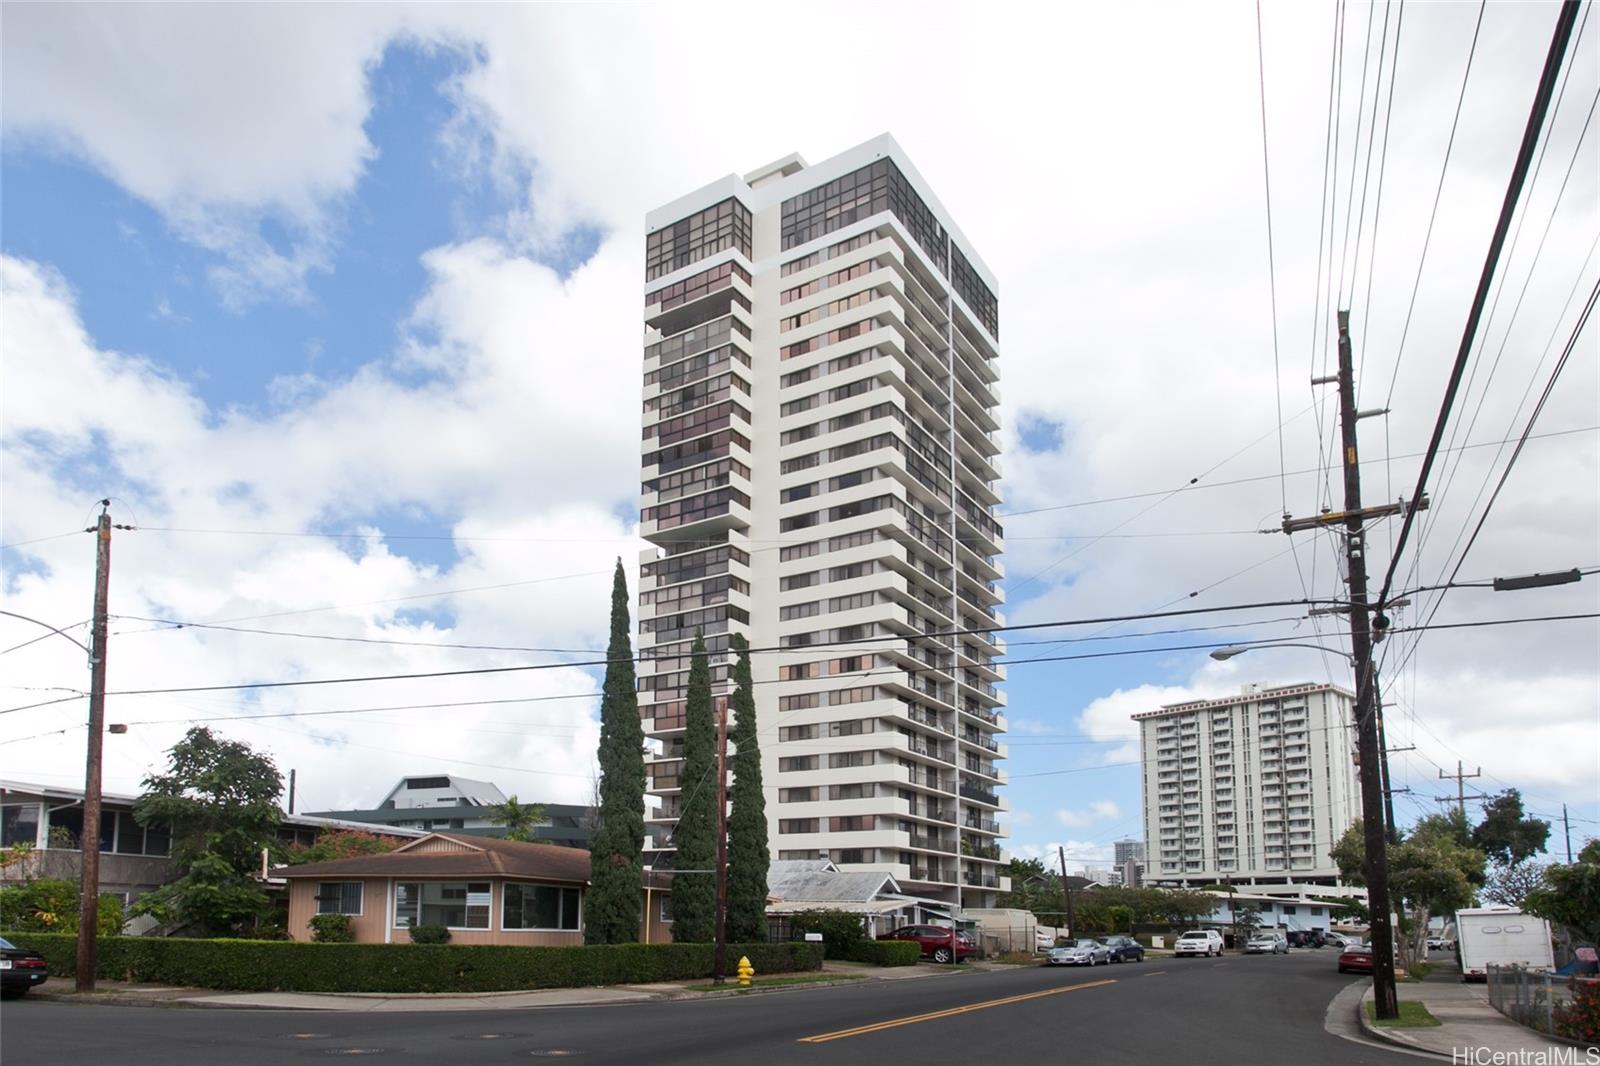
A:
877;924;977;963
1337;944;1374;974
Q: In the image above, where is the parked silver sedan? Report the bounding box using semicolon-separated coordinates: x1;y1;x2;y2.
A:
1045;938;1114;966
1246;932;1289;955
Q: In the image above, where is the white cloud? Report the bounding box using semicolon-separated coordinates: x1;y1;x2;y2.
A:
1056;800;1121;829
2;1;1595;819
0;246;642;805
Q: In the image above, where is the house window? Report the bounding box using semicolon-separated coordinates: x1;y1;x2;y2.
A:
316;882;363;916
394;882;491;929
659;896;673;923
1;804;40;847
502;883;581;931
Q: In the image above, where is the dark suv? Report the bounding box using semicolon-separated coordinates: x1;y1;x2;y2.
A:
1097;935;1145;963
877;925;977;963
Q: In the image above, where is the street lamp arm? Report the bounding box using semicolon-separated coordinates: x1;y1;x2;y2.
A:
0;610;93;657
1209;642;1354;664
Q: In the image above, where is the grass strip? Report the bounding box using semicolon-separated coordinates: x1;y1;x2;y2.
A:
686;973;866;993
1366;1001;1442;1028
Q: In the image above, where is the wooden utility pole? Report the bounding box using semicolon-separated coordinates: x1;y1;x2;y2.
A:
1435;762;1485;819
1563;805;1573;864
1057;846;1075;939
1282;314;1401;1019
78;501;113;993
711;696;730;985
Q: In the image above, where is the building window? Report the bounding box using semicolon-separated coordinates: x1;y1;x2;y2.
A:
646;198;752;281
0;804;40;847
659;895;672;923
394;882;491;929
780;159;948;276
316;882;364;916
502;883;581;931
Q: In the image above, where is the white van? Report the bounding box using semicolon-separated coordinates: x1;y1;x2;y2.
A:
1455;907;1554;980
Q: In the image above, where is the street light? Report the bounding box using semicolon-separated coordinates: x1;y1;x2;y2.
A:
1210;643;1352;663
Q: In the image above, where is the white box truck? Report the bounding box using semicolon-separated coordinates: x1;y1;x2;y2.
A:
1455;906;1554;980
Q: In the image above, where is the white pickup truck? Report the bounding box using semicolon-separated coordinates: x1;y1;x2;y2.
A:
1455;907;1554;980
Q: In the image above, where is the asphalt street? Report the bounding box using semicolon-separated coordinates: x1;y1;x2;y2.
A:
1;950;1418;1065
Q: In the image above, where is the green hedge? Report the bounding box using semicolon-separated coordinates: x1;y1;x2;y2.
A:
841;939;921;966
1;933;822;993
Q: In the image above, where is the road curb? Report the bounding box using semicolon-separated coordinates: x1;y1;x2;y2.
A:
1355;989;1450;1060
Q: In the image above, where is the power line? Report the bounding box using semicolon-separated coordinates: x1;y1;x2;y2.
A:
1383;0;1487;411
85;609;1597;701
999;425;1595;520
0;530;86;552
1374;0;1585;615
1255;0;1289;518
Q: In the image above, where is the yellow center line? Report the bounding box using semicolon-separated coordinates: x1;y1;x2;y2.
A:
1142;970;1168;977
797;978;1116;1044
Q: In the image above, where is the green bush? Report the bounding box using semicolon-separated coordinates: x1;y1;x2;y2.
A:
308;914;353;943
787;909;866;959
408;924;450;945
0;880;124;935
841;939;920;966
0;932;823;993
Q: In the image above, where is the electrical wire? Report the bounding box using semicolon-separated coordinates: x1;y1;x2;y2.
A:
1374;0;1585;616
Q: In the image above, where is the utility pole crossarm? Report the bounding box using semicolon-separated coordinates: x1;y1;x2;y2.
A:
1280;495;1428;535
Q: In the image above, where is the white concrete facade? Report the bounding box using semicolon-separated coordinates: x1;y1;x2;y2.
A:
638;134;1009;908
1136;682;1360;887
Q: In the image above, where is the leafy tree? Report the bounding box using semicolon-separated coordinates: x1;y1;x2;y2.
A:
1484;861;1550;907
284;830;403;866
1524;849;1600;946
1333;814;1486;965
586;559;647;945
670;633;717;943
724;634;769;943
489;795;547;842
131;726;282;935
1472;790;1550;867
1107;904;1135;935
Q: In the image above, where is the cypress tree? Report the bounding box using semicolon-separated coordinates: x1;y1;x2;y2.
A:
585;560;645;944
670;632;716;942
724;633;770;942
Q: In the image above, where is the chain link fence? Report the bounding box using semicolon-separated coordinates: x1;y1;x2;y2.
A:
1485;964;1599;1044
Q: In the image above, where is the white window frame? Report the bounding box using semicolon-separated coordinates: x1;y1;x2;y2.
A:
316;881;365;917
393;881;492;930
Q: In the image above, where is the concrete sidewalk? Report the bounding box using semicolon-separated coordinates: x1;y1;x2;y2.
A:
1357;962;1578;1060
24;958;967;1012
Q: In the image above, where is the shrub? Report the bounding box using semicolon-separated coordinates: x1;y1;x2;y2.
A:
1554;978;1600;1046
0;933;823;993
408;924;450;945
0;879;123;935
787;909;866;959
308;914;353;943
841;940;920;966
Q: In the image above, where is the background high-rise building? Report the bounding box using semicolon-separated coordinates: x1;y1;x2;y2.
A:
637;135;1009;909
1136;683;1359;887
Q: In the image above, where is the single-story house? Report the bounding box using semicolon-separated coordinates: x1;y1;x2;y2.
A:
276;832;669;945
764;859;938;939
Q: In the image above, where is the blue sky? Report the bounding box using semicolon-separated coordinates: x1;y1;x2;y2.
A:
2;3;1595;869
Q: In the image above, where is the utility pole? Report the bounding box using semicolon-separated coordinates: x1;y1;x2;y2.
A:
78;501;114;994
711;696;730;985
1435;762;1485;820
1562;805;1572;864
1282;313;1401;1019
288;769;297;815
1057;846;1075;938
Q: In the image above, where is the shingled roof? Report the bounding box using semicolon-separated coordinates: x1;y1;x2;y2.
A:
274;833;592;883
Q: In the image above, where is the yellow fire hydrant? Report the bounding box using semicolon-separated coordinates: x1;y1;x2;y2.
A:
737;956;755;988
